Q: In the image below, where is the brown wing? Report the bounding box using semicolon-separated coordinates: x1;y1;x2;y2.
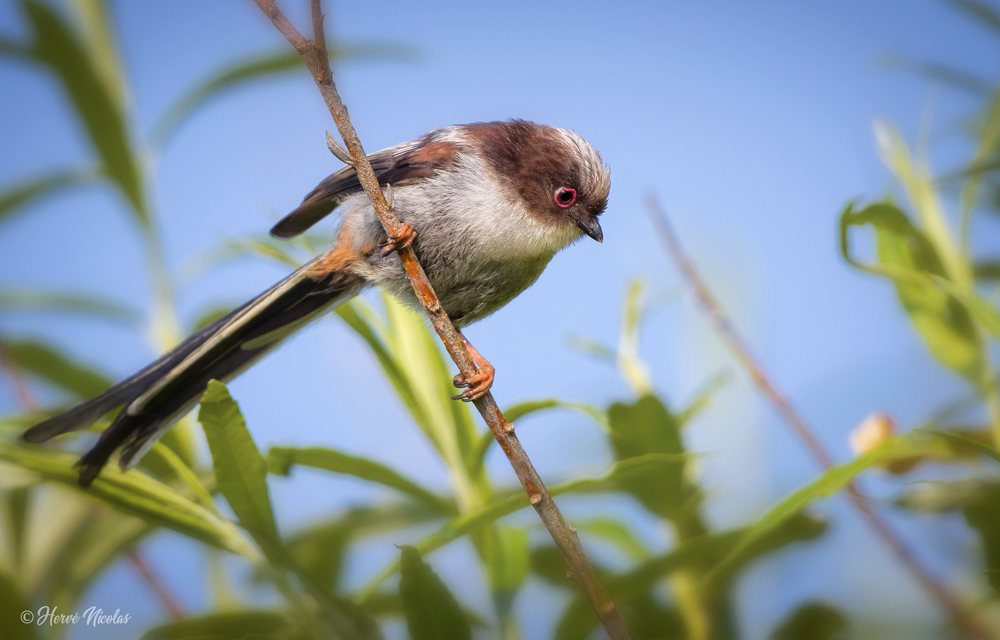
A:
269;135;459;239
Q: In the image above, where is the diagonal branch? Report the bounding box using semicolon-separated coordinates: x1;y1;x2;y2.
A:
644;193;992;639
250;1;631;637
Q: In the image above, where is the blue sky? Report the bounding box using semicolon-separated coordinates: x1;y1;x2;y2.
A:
1;1;998;638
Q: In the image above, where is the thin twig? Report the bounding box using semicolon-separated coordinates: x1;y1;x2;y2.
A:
250;1;631;637
644;193;992;639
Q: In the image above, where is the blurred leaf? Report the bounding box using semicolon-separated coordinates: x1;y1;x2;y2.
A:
959;83;1000;241
676;370;730;427
576;517;650;561
191;303;238;331
360;453;684;596
44;510;150;614
949;0;1000;35
931;273;1000;341
530;544;574;587
183;238;305;284
398;546;471;640
150;44;415;150
471;398;608;471
894;479;994;512
485;526;529;607
67;0;126;110
0;339;111;399
0;36;29;59
883;55;992;96
279;520;351;593
769;601;848;640
140;611;299;640
927;428;1000;463
0;570;37;640
961;482;1000;591
0;440;251;554
703;433;952;587
873;122;963;280
618;279;653;394
986;569;1000;593
840;202;982;380
975;260;1000;280
21;0;146;222
552;513;825;639
0;290;139;324
267;445;455;515
199;381;278;542
0;167;98;227
608;394;695;520
566;335;616;362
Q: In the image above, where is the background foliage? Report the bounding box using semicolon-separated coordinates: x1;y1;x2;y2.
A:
1;0;1000;639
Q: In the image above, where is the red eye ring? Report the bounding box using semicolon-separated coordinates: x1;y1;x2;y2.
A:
554;187;577;208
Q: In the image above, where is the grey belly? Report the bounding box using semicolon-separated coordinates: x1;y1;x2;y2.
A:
367;252;553;327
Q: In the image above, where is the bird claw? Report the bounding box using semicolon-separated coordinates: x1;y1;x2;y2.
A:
451;365;495;402
379;222;417;257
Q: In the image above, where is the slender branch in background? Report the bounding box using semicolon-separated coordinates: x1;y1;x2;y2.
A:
644;194;992;639
127;552;186;621
249;1;631;637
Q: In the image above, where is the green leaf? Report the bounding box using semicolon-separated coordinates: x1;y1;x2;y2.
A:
676;371;730;427
0;167;98;227
575;518;650;561
607;394;696;520
0;440;251;554
974;260;1000;281
703;433;951;587
0;570;37;640
485;525;529;601
0;339;111;399
140;611;298;640
0;289;139;324
840;202;983;380
894;479;994;512
398;546;471;640
949;0;1000;36
928;428;1000;463
960;482;1000;591
359;453;683;597
150;45;414;150
67;0;126;111
198;381;278;542
267;445;455;515
21;0;146;223
931;274;1000;341
769;601;848;640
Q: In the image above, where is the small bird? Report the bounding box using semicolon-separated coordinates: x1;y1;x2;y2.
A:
22;120;610;486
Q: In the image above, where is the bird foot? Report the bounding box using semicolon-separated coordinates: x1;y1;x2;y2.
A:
379;222;416;257
451;362;495;402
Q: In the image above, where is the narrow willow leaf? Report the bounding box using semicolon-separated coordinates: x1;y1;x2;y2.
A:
975;260;1000;280
0;168;98;227
840;202;983;380
398;546;471;640
140;611;298;640
960;482;1000;591
928;429;1000;463
931;274;1000;341
486;526;529;599
703;433;951;587
150;45;414;150
894;479;994;512
21;0;146;223
198;381;278;541
618;278;652;394
67;0;126;111
0;289;139;324
0;340;110;399
676;371;730;427
267;445;455;515
0;441;249;554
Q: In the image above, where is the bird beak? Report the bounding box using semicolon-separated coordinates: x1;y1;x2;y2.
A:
572;214;603;243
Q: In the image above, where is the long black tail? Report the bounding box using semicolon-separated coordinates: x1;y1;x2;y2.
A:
22;257;361;486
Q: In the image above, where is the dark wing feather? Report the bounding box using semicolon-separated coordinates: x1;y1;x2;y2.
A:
269;134;459;239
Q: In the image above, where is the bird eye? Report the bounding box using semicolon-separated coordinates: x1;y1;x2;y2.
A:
554;187;577;208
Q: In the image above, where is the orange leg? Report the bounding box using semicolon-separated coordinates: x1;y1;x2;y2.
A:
451;333;495;401
379;222;417;257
